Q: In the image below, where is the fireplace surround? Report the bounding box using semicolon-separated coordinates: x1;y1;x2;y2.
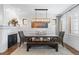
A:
8;34;17;48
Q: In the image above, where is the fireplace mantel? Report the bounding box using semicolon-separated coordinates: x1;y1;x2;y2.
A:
0;26;19;53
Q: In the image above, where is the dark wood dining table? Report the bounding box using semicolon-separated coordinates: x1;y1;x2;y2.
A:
25;34;59;52
25;34;58;39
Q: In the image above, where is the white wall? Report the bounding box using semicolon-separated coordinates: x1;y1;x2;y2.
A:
0;4;3;25
2;4;72;35
0;4;5;52
0;5;20;53
60;5;79;51
0;4;56;53
3;4;56;35
0;4;72;53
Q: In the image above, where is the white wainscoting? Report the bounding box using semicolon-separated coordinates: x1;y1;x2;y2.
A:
64;34;79;51
0;26;19;53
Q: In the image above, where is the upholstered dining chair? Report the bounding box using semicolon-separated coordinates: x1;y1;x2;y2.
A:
52;31;65;47
58;31;65;46
18;31;28;47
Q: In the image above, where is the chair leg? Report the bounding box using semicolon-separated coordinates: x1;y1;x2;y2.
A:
62;42;64;47
19;42;21;47
60;40;64;47
56;44;58;52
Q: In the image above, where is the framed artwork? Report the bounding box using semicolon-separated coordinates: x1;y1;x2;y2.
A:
31;21;48;28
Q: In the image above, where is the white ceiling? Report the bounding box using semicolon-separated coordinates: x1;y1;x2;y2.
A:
4;4;73;19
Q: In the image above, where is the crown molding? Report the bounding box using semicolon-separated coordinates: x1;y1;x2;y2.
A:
57;4;79;16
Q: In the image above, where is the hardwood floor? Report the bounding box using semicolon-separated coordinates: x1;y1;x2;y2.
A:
0;44;19;55
64;43;79;55
0;43;79;55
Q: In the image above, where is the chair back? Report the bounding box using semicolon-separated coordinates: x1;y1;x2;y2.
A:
18;31;26;42
59;31;65;39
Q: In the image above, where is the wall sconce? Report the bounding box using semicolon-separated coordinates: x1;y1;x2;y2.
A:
22;18;27;25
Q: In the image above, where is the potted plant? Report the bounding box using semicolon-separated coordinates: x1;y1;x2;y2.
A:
8;18;18;26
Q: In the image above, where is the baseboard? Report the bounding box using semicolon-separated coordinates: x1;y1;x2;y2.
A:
64;43;79;55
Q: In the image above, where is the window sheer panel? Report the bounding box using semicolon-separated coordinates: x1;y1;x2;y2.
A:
71;16;79;34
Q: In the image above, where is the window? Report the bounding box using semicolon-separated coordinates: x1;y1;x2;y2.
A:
71;16;79;34
61;15;79;35
61;16;67;32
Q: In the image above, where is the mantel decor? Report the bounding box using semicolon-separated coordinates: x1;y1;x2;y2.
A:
8;18;18;26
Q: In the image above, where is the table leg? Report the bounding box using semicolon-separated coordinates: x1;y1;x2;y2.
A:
27;44;29;51
55;44;58;52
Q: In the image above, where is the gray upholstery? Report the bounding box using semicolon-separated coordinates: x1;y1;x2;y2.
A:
52;31;65;46
58;31;65;46
18;31;27;47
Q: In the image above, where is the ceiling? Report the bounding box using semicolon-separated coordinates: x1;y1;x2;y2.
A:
4;4;73;19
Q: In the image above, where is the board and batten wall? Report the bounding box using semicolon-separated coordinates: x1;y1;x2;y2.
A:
0;4;56;53
3;4;56;35
60;5;79;51
0;4;4;52
0;4;3;25
0;5;19;53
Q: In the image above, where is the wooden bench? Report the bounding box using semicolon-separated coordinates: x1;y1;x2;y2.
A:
26;41;58;52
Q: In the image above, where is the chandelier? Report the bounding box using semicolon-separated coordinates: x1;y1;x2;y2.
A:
32;9;50;23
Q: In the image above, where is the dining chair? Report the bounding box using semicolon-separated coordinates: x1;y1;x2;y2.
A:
18;31;27;47
52;31;65;47
58;31;65;46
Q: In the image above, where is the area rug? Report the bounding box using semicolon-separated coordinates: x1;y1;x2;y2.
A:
11;44;73;55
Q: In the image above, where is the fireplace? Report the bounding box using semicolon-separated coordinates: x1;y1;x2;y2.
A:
8;34;17;48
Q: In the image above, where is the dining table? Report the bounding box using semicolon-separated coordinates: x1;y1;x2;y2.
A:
25;34;59;52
